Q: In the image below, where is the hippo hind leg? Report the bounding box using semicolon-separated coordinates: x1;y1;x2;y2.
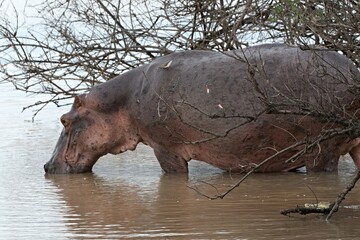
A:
154;148;188;173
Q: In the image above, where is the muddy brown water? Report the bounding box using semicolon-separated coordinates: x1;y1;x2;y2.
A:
1;83;360;239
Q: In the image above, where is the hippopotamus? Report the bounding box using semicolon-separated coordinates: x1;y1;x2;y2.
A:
44;44;360;174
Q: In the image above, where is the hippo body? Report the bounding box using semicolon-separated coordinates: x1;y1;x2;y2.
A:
44;44;360;174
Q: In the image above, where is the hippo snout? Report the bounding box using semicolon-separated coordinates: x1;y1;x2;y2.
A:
44;159;70;174
44;157;94;174
44;162;50;173
44;162;59;174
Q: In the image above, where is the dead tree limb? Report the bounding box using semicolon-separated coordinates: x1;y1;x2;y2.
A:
326;170;360;221
281;202;334;216
188;123;355;200
280;170;360;219
188;141;306;200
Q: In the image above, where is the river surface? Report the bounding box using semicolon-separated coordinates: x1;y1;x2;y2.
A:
1;83;360;239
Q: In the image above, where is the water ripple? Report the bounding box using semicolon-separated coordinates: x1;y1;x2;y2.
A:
1;83;360;239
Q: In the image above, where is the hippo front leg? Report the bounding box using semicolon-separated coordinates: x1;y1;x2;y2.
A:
305;141;340;172
349;144;360;169
154;148;188;173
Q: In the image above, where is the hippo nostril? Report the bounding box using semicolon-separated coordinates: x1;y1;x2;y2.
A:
44;163;49;173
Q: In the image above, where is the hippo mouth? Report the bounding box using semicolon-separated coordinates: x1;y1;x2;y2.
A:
44;160;70;174
44;152;98;173
44;130;97;174
44;155;95;174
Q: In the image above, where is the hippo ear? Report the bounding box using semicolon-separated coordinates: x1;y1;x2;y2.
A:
74;95;83;109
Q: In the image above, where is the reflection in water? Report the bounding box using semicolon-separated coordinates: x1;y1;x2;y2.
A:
45;156;360;239
45;174;147;239
2;83;360;239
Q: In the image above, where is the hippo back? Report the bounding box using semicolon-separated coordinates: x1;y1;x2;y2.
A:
137;44;359;145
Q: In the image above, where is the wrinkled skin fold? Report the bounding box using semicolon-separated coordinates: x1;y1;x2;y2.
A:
45;94;140;174
44;44;360;174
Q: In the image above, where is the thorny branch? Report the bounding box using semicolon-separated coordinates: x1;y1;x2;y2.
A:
1;0;358;114
188;141;305;200
0;0;359;218
143;44;360;216
188;124;356;200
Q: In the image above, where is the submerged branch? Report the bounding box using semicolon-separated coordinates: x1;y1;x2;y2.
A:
281;202;334;216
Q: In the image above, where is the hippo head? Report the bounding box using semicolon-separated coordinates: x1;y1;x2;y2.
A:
44;94;139;174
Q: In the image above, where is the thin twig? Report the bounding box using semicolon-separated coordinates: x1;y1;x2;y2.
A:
204;141;305;200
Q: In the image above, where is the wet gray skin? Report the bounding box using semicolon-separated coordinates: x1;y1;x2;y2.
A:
45;44;360;174
44;94;135;174
44;97;100;173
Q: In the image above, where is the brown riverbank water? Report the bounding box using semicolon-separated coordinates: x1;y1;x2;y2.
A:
1;83;360;239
